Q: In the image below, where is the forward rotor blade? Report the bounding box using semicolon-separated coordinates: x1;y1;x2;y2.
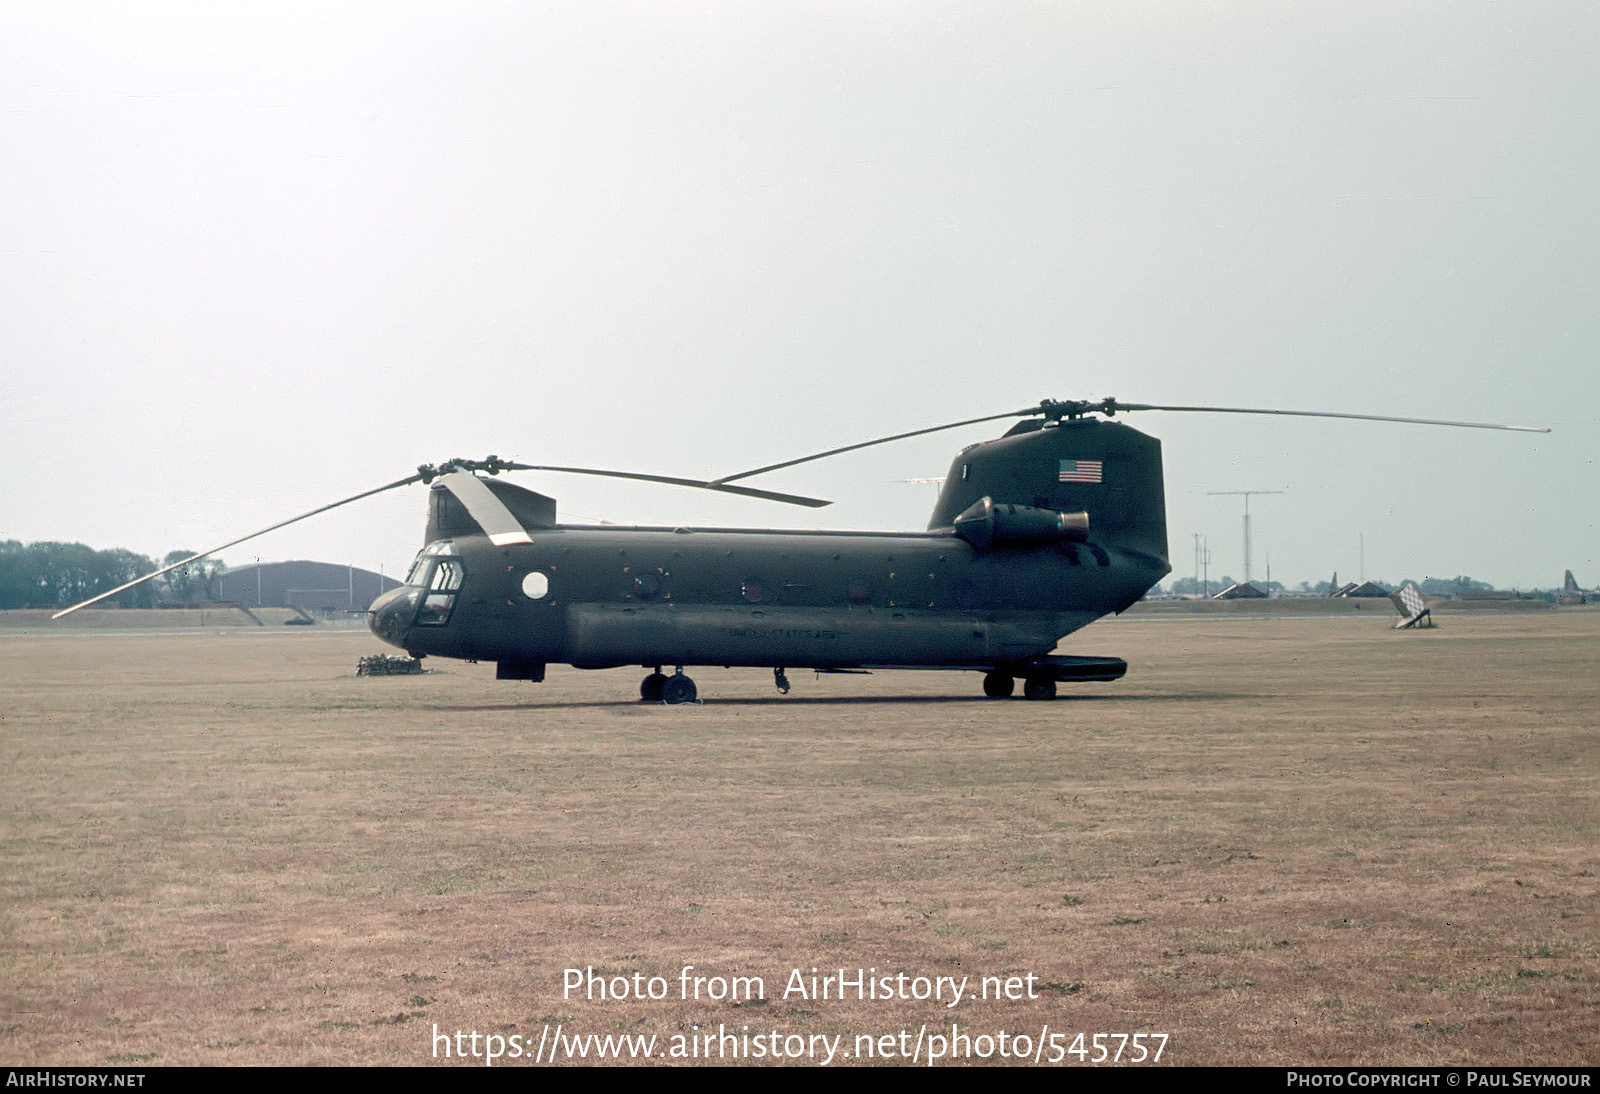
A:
53;455;826;621
50;472;427;619
1109;402;1550;433
500;464;830;508
711;406;1042;486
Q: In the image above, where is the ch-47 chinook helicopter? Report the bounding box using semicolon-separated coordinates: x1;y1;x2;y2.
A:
58;398;1546;702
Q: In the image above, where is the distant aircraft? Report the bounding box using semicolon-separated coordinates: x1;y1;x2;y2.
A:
1559;570;1592;606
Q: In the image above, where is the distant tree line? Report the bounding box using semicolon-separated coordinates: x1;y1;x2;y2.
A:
0;541;224;610
1408;576;1496;597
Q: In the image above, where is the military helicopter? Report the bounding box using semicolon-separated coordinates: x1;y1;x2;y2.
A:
57;398;1546;702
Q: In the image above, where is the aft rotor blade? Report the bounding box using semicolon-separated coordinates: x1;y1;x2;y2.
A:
1110;402;1550;433
501;464;831;508
711;406;1043;485
50;471;427;619
716;395;1549;485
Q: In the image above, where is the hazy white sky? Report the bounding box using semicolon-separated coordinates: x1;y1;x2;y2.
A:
3;2;1595;588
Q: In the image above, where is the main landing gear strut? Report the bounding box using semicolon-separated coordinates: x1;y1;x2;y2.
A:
641;667;697;704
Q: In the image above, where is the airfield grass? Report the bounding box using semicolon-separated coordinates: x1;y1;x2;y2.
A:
0;614;1595;1066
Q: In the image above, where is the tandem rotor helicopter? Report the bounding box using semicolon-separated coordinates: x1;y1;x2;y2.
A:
59;398;1546;702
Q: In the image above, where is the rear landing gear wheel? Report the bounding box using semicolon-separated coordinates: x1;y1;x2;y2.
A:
640;671;668;701
1023;676;1057;701
982;670;1015;698
662;673;698;705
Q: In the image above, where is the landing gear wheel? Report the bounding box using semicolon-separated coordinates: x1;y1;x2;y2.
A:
1023;676;1057;701
662;674;698;705
640;672;668;701
982;670;1015;698
773;667;790;695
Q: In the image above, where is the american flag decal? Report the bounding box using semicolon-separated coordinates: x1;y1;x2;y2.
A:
1059;458;1103;484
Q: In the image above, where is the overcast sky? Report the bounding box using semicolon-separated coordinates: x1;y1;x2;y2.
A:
4;2;1595;589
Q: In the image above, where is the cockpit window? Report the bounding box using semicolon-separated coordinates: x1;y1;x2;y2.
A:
429;559;463;592
416;558;465;626
406;541;461;587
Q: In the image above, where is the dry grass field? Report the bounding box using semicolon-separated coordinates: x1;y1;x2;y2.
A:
1;612;1595;1066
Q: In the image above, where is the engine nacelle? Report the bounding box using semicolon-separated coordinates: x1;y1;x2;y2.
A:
952;497;1089;551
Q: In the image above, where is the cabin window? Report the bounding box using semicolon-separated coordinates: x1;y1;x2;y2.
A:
416;559;465;626
742;577;766;604
847;579;874;604
634;573;660;600
522;571;550;599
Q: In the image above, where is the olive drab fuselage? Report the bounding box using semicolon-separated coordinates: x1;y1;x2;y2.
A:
367;418;1171;692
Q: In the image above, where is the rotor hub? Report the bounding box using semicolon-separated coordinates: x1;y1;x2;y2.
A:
417;456;510;483
1038;398;1121;421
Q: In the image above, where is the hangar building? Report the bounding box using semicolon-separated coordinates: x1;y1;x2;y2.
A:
214;561;401;615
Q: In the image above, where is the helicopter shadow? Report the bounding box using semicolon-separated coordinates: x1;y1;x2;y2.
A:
418;691;1260;713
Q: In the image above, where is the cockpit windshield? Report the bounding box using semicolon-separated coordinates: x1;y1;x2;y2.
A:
405;541;461;587
414;557;465;627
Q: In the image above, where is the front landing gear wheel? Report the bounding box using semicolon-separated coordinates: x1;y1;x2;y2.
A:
982;670;1015;698
662;674;698;705
1023;676;1057;701
640;672;668;701
774;667;790;695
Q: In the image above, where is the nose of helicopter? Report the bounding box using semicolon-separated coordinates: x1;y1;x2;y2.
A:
367;586;418;648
